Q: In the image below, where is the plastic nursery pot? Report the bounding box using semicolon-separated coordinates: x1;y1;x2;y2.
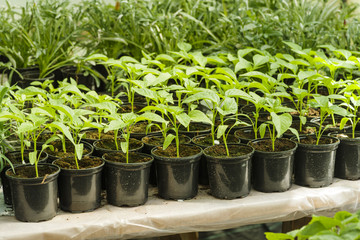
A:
5;163;60;222
249;138;298;192
92;138;144;157
53;156;105;213
8;66;39;86
151;144;203;200
103;152;153;207
1;150;48;205
45;141;94;162
16;70;54;89
203;144;254;199
192;133;240;185
61;66;95;90
328;133;360;180
290;135;340;188
141;134;191;186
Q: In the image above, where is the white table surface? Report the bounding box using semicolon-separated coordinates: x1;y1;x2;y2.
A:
1;179;360;240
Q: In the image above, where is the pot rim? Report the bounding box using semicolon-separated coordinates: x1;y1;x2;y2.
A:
203;143;254;160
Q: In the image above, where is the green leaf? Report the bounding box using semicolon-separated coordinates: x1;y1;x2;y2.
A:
340;117;350;130
163;134;175;150
259;123;268;138
48;122;75;145
155;54;176;63
217;125;228;139
29;151;37;165
253;54;270;68
265;232;294;240
176;113;191;128
190;52;207;67
120;141;128;154
271;112;292;138
188;110;212;125
75;143;83;161
283;41;302;51
177;42;192;52
138;112;167;123
235;57;252;73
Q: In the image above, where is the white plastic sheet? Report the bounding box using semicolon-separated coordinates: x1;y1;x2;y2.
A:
1;178;360;240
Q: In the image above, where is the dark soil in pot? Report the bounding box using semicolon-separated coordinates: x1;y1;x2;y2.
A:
234;126;270;144
291;135;340;188
81;129;115;145
103;152;153;206
93;138;143;157
311;117;352;133
204;144;254;199
126;121;162;140
328;133;360;180
5;163;60;222
249;138;297;192
192;133;240;185
45;140;93;162
178;122;211;138
53;156;104;212
283;120;318;138
118;103;146;113
151;144;202;200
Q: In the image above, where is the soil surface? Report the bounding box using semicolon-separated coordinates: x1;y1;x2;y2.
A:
95;138;142;150
290;107;320;118
45;141;91;157
234;128;270;140
118;104;145;113
54;156;103;169
299;135;337;145
82;130;114;140
193;134;239;146
7;165;57;178
179;122;211;132
204;144;252;158
250;138;296;152
128;121;161;134
103;152;152;163
153;144;200;158
142;135;190;146
285;123;317;135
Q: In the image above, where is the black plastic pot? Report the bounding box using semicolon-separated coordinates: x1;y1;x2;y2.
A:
16;71;54;89
5;163;60;222
103;152;153;207
203;144;254;199
8;66;39;86
192;134;241;185
141;134;191;185
53;157;105;212
61;66;95;90
329;133;360;180
1;150;48;205
291;135;340;187
249;138;298;192
151;144;202;200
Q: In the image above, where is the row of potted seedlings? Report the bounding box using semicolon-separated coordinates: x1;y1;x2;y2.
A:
1;45;360;222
